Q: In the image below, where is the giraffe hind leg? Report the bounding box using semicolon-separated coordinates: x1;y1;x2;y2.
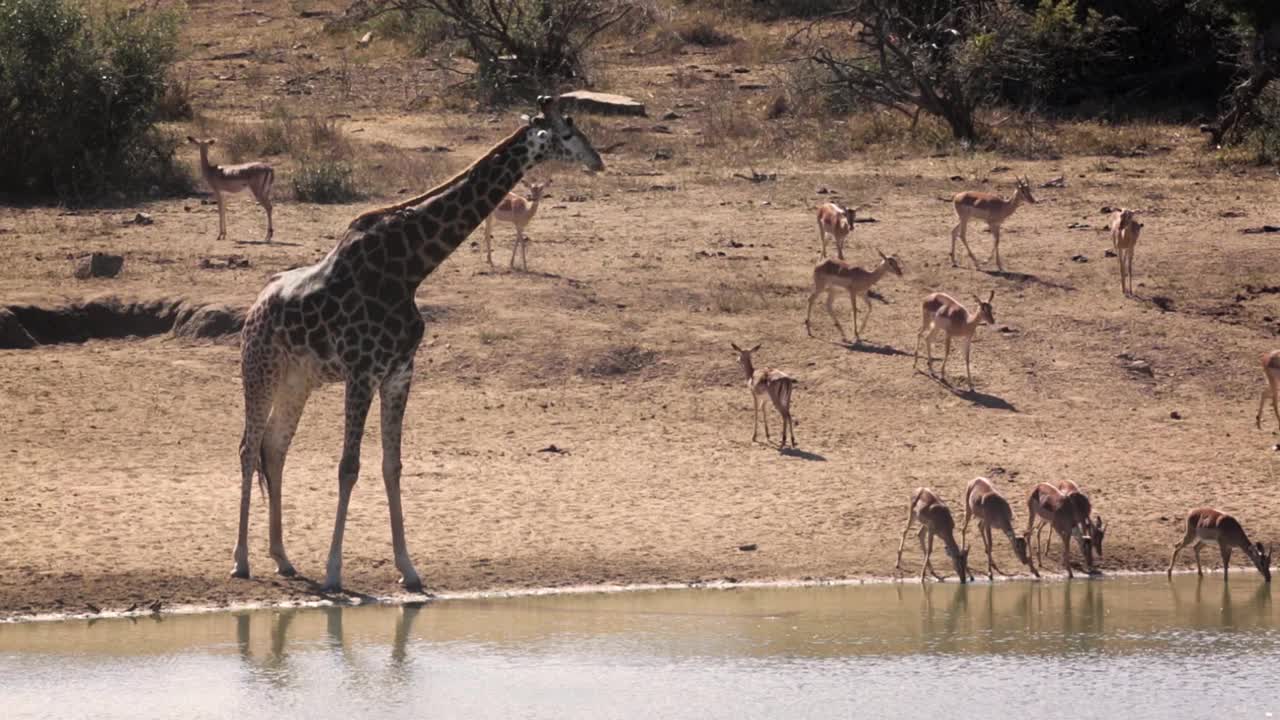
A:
233;315;279;579
261;367;312;577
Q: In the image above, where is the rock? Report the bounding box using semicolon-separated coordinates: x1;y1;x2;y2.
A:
1104;249;1117;258
172;304;245;339
1041;176;1066;188
1124;360;1154;377
1170;411;1183;420
357;31;373;47
660;111;683;121
737;83;769;90
556;90;647;117
129;212;153;226
1071;254;1089;263
738;543;758;552
73;252;124;279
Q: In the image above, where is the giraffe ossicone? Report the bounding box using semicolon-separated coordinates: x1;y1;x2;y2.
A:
231;96;604;593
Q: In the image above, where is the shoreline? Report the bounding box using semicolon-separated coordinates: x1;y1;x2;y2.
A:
0;566;1234;625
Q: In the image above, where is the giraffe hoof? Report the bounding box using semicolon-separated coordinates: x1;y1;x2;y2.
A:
230;565;250;580
400;576;424;593
275;564;297;578
320;582;342;593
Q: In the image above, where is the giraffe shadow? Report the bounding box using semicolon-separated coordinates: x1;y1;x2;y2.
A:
234;239;303;247
279;574;393;604
979;268;1075;292
915;369;1018;412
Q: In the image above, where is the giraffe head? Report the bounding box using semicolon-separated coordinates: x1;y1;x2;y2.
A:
523;96;604;172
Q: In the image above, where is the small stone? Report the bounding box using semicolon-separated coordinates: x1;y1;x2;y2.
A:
1071;254;1089;263
738;543;757;552
1170;411;1183;420
73;252;124;279
130;212;153;225
660;111;682;121
357;31;373;47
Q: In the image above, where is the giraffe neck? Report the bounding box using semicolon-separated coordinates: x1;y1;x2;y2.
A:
343;125;545;287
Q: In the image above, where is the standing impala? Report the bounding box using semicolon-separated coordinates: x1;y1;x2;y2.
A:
731;343;797;449
912;291;995;390
1168;508;1272;582
896;487;970;584
804;249;903;343
187;136;275;242
951;177;1036;271
484;179;550;270
1026;483;1094;578
815;202;856;260
1109;208;1143;296
1254;350;1280;431
961;477;1038;581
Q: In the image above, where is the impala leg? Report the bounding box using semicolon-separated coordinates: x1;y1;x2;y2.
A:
1193;542;1205;577
913;328;927;369
895;508;916;576
939;336;953;383
250;174;274;243
983;522;995;581
215;190;228;241
1168;531;1194;577
918;526;930;584
956;219;981;268
750;394;761;443
761;396;772;442
817;220;827;258
836;235;845;261
1221;545;1231;581
1062;531;1073;579
805;288;822;338
856;292;872;336
963;336;974;390
824;291;845;341
991;226;1004;271
510;230;521;269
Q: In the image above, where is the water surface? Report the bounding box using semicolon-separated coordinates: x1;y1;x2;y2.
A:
2;575;1276;719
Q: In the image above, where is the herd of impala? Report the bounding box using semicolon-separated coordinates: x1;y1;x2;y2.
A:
189;131;1274;587
740;176;1275;586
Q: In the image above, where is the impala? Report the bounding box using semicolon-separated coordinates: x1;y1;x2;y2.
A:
484;179;550;270
951;177;1036;271
1167;507;1272;582
1035;480;1104;560
731;343;797;449
961;477;1038;580
895;487;970;584
1026;483;1094;578
187;136;275;242
1255;350;1280;431
804;249;903;343
815;202;856;260
913;291;995;390
1109;208;1143;296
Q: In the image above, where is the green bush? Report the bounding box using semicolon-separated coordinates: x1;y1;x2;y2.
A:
291;158;363;204
0;0;189;199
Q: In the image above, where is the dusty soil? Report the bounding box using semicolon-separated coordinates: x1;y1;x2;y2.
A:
3;1;1280;618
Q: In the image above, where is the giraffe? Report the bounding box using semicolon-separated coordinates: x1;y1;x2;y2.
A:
232;96;604;593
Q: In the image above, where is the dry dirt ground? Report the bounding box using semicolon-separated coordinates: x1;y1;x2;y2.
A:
3;1;1280;618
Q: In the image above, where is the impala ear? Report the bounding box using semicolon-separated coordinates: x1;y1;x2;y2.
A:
987;290;995;304
876;247;887;259
186;135;197;144
750;344;761;353
730;342;743;352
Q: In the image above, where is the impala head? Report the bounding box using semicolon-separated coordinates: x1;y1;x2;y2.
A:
875;248;904;277
186;136;216;151
1249;542;1273;582
1089;515;1106;558
522;178;552;201
1015;176;1037;204
523;96;604;173
972;291;996;325
944;544;970;583
1012;532;1032;566
842;205;856;226
730;342;761;373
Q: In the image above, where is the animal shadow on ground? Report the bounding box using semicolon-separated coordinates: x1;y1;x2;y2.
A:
837;339;911;357
980;268;1075;292
916;369;1018;412
276;573;420;603
234;239;302;247
780;447;826;461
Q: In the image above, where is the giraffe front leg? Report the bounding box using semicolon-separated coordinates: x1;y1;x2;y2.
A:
380;363;423;593
324;379;375;593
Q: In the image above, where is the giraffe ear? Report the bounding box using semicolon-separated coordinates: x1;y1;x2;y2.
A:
520;114;532;125
538;95;561;118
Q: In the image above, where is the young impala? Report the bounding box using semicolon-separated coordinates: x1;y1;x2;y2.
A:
804;249;904;343
961;477;1039;581
912;291;995;390
1026;483;1094;578
1255;350;1280;431
731;343;797;449
815;202;856;260
1167;507;1272;582
187;136;275;242
896;487;970;584
951;177;1036;271
1035;480;1104;561
1109;208;1144;296
484;179;550;270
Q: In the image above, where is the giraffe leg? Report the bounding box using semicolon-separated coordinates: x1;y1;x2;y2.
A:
262;369;311;577
323;379;375;592
232;326;276;579
379;362;423;592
